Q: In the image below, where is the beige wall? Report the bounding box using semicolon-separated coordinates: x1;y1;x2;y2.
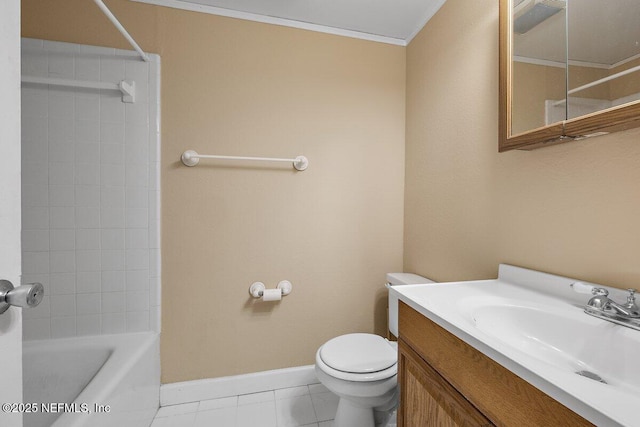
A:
22;0;406;383
405;0;640;289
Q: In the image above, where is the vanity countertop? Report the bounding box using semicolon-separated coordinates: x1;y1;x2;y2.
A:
390;264;640;427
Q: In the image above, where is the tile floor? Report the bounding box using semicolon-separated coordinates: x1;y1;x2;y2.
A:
150;383;339;427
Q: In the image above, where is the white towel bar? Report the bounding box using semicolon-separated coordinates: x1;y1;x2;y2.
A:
181;150;309;171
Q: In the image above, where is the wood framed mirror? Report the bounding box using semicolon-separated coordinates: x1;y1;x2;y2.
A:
499;0;640;152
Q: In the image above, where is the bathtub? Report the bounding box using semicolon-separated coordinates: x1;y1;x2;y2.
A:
23;332;160;427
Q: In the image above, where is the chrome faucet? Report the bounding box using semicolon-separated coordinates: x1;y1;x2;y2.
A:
582;286;640;330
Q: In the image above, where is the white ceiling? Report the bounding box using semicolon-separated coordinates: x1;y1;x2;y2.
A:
133;0;448;45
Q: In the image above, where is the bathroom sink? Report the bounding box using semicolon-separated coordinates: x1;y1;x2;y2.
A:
390;264;640;427
465;301;640;392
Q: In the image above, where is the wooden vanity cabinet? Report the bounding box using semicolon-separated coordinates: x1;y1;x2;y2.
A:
397;301;594;427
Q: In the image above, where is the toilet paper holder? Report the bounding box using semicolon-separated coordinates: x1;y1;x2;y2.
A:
249;281;293;299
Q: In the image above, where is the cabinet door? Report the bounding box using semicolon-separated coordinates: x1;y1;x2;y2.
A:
398;339;493;427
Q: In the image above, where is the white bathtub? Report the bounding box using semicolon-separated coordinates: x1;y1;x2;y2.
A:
23;332;160;427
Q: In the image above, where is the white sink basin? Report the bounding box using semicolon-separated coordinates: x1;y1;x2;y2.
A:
464;300;640;392
390;264;640;427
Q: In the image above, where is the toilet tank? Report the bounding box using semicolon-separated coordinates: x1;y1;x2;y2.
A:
386;272;434;338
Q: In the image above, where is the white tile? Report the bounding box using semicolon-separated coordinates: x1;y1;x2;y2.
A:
238;391;275;406
49;117;74;143
48;93;74;119
22;137;48;164
236;401;277;427
49;185;75;207
101;249;125;271
76;250;101;272
49;273;76;295
100;94;126;123
101;164;126;187
23;294;50;319
50;250;75;274
22;50;48;77
77;293;101;315
50;229;75;251
102;270;125;293
101;312;125;334
50;206;75;229
126;187;149;209
23;184;49;207
76;272;101;293
75;95;100;121
156;403;199;418
126;228;148;249
22;119;48;147
126;208;148;228
50;294;76;316
149;220;160;249
48;52;75;79
163;412;197;427
75;162;100;186
318;421;333;427
275;386;310;401
126;311;149;332
22;89;48;118
49;140;75;163
22;38;44;50
101;187;125;210
75;56;100;81
310;393;339;422
23;317;51;341
125;140;149;165
76;229;100;250
198;396;238;412
51;316;76;338
79;44;115;56
76;314;101;336
125;60;149;82
149;277;161;306
22;162;49;186
49;162;74;185
100;57;125;82
150;306;161;333
23;251;49;274
100;122;125;144
22;229;49;252
101;228;125;250
194;407;236;427
126;291;149;312
44;40;77;53
275;395;317;427
125;248;149;270
75;186;100;208
101;143;125;164
125;102;149;125
126;163;150;188
23;206;49;230
150;249;160;278
126;270;149;291
75;120;100;143
101;291;125;313
75;207;100;228
75;142;100;164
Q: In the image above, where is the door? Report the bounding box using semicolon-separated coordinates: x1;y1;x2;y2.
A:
0;0;24;426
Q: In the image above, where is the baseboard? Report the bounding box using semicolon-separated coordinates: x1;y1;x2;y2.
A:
160;365;317;406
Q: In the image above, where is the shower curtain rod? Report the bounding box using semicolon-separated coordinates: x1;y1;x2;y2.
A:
92;0;149;62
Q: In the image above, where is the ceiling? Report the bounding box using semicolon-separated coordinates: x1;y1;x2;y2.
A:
514;0;640;67
133;0;447;45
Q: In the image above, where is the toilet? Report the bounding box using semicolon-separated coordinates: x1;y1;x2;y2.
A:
315;273;433;427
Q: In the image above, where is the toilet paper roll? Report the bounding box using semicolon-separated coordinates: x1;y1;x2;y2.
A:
262;289;282;302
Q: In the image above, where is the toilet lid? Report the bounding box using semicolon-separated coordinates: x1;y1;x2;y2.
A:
319;333;397;374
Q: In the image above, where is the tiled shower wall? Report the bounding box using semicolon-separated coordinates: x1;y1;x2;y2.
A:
20;38;161;340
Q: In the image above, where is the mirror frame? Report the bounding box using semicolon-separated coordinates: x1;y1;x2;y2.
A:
499;0;640;152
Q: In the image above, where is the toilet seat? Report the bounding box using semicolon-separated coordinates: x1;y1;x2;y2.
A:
317;333;397;382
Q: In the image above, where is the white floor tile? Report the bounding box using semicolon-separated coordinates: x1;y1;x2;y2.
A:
275;395;317;427
307;384;329;395
159;412;198;427
194;406;236;427
156;402;199;418
236;401;277;427
198;395;238;412
318;421;334;427
275;386;310;400
238;390;275;406
310;392;339;422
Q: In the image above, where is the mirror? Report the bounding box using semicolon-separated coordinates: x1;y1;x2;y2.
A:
499;0;640;151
